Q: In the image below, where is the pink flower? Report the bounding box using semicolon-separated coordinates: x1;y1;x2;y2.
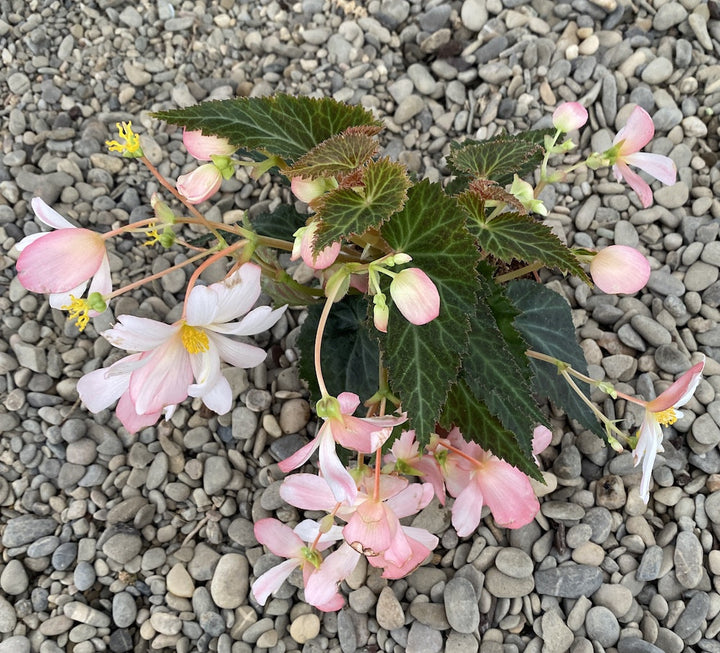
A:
15;198;111;309
610;106;677;208
251;518;347;609
176;163;223;204
302;543;361;611
552;102;588;132
633;358;705;503
389;268;440;326
183;129;236;161
278;392;406;504
441;428;549;536
291;221;341;270
590;245;651;294
291;176;337;204
77;264;285;433
384;430;446;504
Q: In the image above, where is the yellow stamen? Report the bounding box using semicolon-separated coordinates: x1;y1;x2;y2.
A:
143;222;160;247
106;121;142;156
180;324;209;354
61;295;90;332
654;407;678;427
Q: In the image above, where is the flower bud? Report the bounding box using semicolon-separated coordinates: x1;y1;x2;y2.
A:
291;176;338;204
589;245;650;294
389;268;440;326
373;293;389;333
291;221;341;270
176;163;223;204
552;102;588;133
183;129;236;161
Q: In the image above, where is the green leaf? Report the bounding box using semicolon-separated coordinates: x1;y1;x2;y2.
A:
153;95;382;161
251;203;307;241
505;280;604;438
448;129;553;187
313;158;410;251
459;201;589;281
380;180;480;444
285;129;379;179
441;380;542;481
297;295;380;403
462;286;547;459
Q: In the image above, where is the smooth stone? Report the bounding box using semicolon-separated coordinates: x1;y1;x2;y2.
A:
443;577;479;634
210;554;249;609
64;602;111;628
541;610;574;652
0;596;17;633
673;591;709;639
375;586;404;631
0;636;30;653
534;565;603;598
636;545;663;581
0;559;28;595
73;561;96;591
484;568;535;598
585;606;620;647
102;532;141;564
167;563;195;598
494;547;534;578
112;592;137;629
203;456;232;496
2;516;57;547
188;543;220;581
289;613;320;644
674;531;703;588
407;621;442;653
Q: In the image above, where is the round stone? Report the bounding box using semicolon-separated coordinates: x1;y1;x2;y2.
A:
210;554;248;609
585;606;620;647
289;613;320;644
494;548;533;579
167;564;194;598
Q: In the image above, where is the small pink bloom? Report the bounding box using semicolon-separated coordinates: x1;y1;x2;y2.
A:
611;106;677;208
303;543;361;611
291;221;341;270
366;525;437;579
552;102;588;132
389;268;440;326
183;129;236;161
633;358;704;503
590;245;651;294
278;392;406;504
15;198;111;307
384;430;446;504
177;163;223;204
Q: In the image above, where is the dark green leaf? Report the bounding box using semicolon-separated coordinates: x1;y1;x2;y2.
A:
462;286;547;459
459;200;589;281
440;379;542;481
313;158;410;250
251;203;307;241
447;129;553;187
505;280;604;438
297;295;380;402
153;95;382;161
380;180;480;444
285;130;379;179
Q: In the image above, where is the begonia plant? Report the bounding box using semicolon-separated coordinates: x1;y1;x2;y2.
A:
11;95;699;611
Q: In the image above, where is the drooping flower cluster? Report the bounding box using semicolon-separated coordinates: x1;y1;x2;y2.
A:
77;264;286;433
251;419;551;610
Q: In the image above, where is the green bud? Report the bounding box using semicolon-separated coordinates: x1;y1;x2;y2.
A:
158;228;176;248
87;292;107;313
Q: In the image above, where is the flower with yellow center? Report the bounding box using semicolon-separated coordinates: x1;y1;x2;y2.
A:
76;264;287;434
632;358;705;503
106;121;144;158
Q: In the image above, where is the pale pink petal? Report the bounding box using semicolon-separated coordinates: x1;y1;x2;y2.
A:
188;346;232;414
88;254;113;301
251;558;301;606
207;333;267;369
185;284;220;326
183;129;236;161
216;305;287;336
15;232;48;251
532;425;552;457
16;229;106;294
200;264;263;325
293;520;345;549
77;356;137;413
277;437;320;473
590;245;651;295
369;526;436;579
103;316;178;352
623;152;677;186
337;392;361;415
318;431;358;504
614;106;654;153
552;102;588;132
451;484;485;538
646;359;705;413
49;281;88;310
343;501;393;556
390;268;440;326
115;392;163;434
279;473;338;512
613;162;653;208
31;197;75;229
291;177;329;203
254;518;304;558
331;416;400;454
304;544;360;610
633;415;662;504
386;482;434;519
176;164;223;204
128;336;193;415
301;222;341;270
478;460;540;529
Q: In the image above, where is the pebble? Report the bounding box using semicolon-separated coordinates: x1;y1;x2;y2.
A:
0;559;28;595
64;602;111;628
203;456;232;495
289;613;320;643
210;554;249;609
375;586;405;631
2;517;57;547
443;577;479;634
112;592;137;628
534;565;603;598
167;563;195;598
674;531;703;588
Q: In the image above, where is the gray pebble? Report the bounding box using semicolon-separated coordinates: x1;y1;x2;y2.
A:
443;577;479;634
585;606;620;647
2;516;57;548
674;531;703;588
534;565;603;598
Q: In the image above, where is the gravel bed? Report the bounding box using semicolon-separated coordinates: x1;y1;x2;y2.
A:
2;1;720;652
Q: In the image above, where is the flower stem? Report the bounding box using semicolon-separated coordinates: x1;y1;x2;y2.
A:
495;261;544;283
313;279;345;398
107;249;213;300
101;218;158;240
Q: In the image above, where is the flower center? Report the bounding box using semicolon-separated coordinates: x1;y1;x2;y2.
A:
61;295;90;332
654;407;678;427
180;324;209;353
